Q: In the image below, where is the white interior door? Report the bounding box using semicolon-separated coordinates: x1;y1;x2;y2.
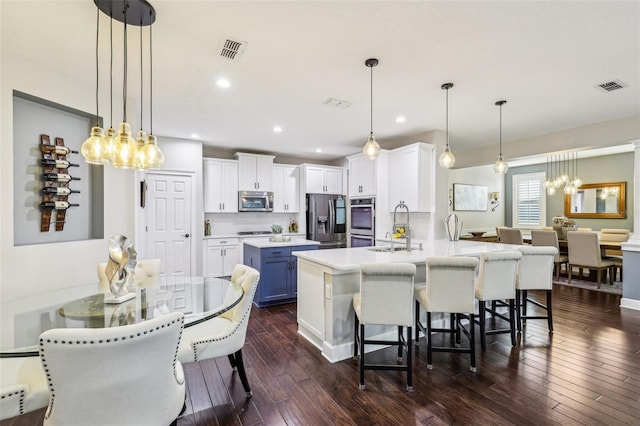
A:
146;173;193;276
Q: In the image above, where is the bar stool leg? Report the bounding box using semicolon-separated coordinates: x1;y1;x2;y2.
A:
508;299;516;346
479;301;487;350
397;326;403;361
469;313;476;372
359;323;365;389
515;290;522;332
546;289;553;332
414;300;420;346
353;315;359;359
407;325;413;391
426;311;433;369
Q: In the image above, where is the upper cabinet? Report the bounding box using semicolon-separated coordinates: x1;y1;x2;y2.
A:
300;164;343;195
347;153;377;197
204;158;238;213
388;142;435;212
235;153;275;191
272;164;300;213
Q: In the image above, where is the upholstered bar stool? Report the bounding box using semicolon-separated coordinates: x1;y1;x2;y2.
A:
414;256;479;372
515;246;557;333
474;251;522;351
353;263;416;391
531;230;567;281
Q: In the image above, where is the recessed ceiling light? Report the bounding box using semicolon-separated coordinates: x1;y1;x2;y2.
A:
273;126;283;133
315;148;322;153
190;133;199;139
216;78;231;88
395;116;406;123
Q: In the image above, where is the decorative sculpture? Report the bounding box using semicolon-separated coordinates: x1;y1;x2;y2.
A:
445;213;463;241
104;235;137;303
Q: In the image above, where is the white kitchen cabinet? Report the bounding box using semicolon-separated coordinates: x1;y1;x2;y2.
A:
272;164;300;212
388;142;435;212
235;153;275;191
203;158;238;213
301;164;343;194
347;153;377;197
204;237;239;277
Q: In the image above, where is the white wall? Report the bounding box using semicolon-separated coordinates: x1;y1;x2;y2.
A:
1;49;137;302
448;165;505;234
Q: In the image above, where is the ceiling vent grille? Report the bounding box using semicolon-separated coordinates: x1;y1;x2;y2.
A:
323;98;352;109
219;38;247;61
597;80;627;92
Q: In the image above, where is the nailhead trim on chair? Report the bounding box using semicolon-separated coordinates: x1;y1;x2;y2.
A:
39;315;184;421
1;389;26;415
192;276;259;362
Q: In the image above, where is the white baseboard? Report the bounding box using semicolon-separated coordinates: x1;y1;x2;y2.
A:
620;297;640;311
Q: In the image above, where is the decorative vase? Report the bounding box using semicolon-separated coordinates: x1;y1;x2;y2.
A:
445;213;463;241
104;235;137;298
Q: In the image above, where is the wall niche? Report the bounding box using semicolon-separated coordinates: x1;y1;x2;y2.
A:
13;91;104;246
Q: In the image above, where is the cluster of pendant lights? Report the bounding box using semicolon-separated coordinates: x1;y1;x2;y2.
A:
544;152;582;195
361;59;509;175
81;0;164;170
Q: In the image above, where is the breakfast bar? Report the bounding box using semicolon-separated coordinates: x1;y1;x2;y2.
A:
293;239;521;363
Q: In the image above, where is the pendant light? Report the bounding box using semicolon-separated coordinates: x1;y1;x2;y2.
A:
81;6;108;165
104;16;116;160
438;82;455;168
141;8;164;169
493;100;508;174
134;21;148;170
362;58;381;160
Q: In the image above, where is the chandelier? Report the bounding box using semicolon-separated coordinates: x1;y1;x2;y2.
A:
81;0;164;170
544;152;581;195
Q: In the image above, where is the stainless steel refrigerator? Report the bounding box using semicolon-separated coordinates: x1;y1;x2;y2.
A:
306;194;347;249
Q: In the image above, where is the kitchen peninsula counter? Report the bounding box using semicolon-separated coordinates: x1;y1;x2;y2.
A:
293;239;521;363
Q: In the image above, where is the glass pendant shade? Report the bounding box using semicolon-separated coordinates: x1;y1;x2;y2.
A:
362;132;381;160
573;177;582;188
547;186;556;195
439;147;456;168
81;126;109;164
143;134;165;169
111;122;137;169
134;129;148;170
104;127;116;159
493;156;509;174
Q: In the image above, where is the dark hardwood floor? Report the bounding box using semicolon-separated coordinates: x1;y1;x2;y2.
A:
4;283;640;425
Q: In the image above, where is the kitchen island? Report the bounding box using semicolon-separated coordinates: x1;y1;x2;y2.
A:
243;238;319;307
293;239;522;363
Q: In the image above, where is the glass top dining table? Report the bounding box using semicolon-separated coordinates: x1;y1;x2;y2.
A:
0;275;243;357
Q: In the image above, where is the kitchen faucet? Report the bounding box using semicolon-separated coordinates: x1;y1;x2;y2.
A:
393;202;412;252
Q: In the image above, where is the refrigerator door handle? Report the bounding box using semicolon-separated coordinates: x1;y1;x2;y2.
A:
309;196;317;240
328;198;335;237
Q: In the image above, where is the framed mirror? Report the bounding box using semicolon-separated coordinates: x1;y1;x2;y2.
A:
564;181;626;219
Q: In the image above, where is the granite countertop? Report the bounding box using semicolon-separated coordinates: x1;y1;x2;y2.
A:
243;238;320;249
292;239;523;271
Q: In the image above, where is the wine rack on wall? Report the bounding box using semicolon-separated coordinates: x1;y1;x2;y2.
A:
40;134;81;232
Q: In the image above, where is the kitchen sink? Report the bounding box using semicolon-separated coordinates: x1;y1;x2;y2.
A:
368;246;408;252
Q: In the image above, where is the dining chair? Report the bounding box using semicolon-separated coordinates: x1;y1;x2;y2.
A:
353;263;416;390
474;251;522;351
566;231;614;288
498;228;524;245
177;264;260;397
600;228;629;281
515;246;557;333
98;258;161;293
0;356;49;420
415;256;479;372
38;311;185;426
530;229;568;281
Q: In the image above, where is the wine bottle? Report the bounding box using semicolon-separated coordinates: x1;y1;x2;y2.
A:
42;173;81;183
40;145;78;155
41;187;80;195
41;159;79;168
40;201;79;209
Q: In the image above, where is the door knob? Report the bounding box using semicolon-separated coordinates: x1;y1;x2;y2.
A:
184;233;190;238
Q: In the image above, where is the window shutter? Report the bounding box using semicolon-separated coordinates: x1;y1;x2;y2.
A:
512;172;546;228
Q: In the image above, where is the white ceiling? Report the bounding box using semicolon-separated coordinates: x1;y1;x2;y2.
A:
2;1;639;161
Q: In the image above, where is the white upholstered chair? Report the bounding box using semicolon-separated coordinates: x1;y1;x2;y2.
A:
415;256;479;372
177;264;260;397
531;230;568;281
0;356;48;420
600;228;629;281
516;246;557;333
38;312;185;426
566;231;614;288
498;228;524;245
474;251;522;351
98;258;161;293
353;263;416;390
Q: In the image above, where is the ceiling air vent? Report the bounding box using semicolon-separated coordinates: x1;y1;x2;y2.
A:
323;98;352;109
597;80;627;92
219;38;247;61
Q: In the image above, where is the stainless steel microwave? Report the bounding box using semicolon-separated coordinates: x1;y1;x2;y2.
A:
238;191;274;212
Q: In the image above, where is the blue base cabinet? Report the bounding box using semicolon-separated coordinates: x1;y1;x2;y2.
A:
244;244;318;307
